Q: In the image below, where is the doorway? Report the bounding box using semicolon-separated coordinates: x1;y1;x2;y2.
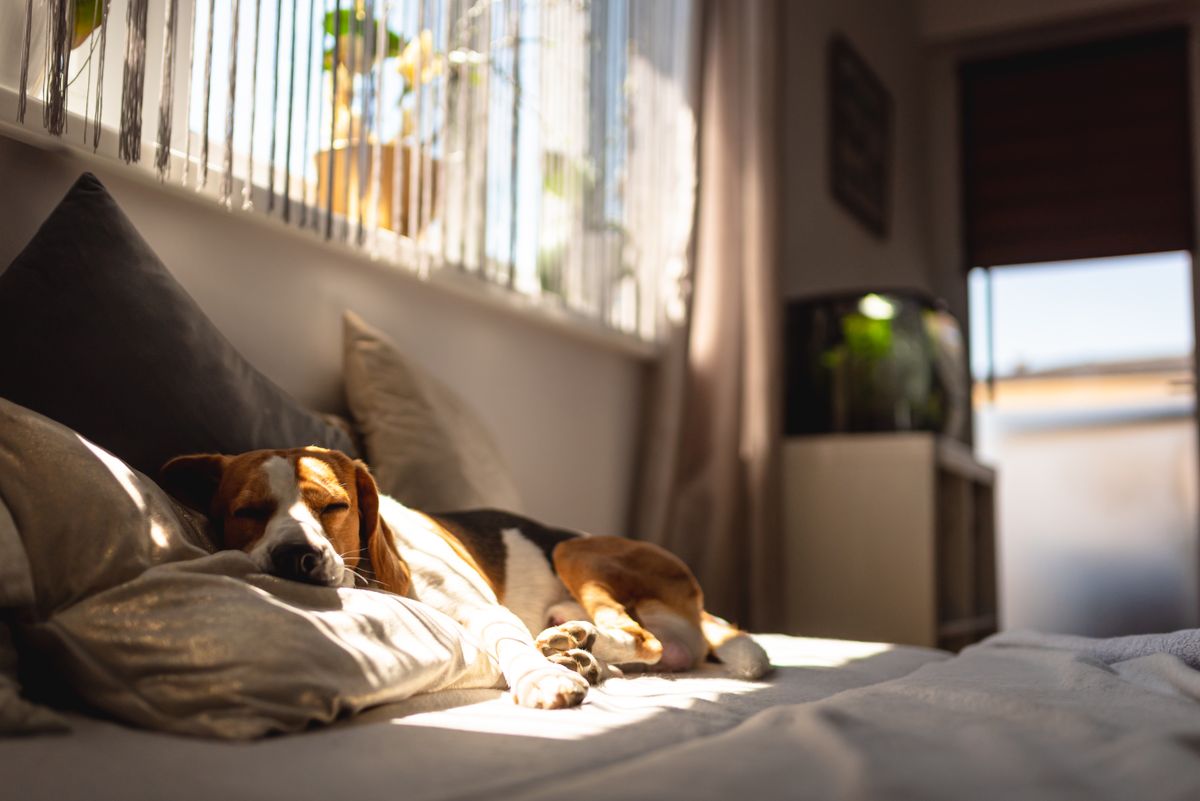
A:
969;252;1198;636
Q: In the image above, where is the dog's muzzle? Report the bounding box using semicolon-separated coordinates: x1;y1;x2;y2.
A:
269;542;339;585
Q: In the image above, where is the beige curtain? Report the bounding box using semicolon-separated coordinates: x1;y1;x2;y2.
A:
631;0;783;632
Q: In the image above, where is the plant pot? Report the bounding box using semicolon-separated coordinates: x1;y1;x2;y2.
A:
315;141;441;235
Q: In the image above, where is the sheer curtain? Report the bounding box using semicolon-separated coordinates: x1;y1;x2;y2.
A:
4;0;699;343
631;0;782;631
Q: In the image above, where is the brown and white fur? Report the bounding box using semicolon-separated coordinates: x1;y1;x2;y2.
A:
161;447;771;709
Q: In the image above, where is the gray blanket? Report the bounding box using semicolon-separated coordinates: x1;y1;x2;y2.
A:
987;627;1200;668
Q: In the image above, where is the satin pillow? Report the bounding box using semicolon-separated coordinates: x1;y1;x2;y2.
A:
24;552;501;739
0;397;499;739
0;496;68;735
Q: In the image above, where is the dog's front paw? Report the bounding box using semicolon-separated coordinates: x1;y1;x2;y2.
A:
511;663;589;709
547;648;605;685
536;620;598;655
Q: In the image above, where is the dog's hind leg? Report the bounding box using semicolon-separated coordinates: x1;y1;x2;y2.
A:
545;536;772;678
546;536;708;672
700;611;772;679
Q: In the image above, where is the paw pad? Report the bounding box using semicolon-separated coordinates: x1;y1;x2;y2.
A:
548;648;602;685
536;620;599;655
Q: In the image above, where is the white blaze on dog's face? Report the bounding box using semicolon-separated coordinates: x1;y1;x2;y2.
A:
162;447;372;587
239;453;355;585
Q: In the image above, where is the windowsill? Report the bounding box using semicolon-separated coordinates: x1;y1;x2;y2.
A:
0;87;662;362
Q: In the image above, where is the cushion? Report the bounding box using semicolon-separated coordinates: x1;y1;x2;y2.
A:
0;172;357;481
0;398;501;739
0;398;209;622
343;311;523;512
0;496;68;735
24;552;502;739
0;496;34;610
1;625;69;735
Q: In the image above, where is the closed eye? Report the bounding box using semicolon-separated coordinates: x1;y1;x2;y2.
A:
232;506;272;521
321;502;350;516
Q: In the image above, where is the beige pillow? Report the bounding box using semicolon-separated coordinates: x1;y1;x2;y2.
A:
0;398;501;739
342;311;523;512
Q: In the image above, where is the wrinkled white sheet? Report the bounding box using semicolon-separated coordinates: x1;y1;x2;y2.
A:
7;630;1198;801
0;636;940;801
513;630;1200;801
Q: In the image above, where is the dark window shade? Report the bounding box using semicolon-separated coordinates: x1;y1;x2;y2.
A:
960;28;1194;268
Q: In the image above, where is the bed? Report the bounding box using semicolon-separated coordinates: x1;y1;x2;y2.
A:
2;174;1200;800
5;630;1200;800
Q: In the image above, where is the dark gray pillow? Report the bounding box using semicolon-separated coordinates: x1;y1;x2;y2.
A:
0;172;356;477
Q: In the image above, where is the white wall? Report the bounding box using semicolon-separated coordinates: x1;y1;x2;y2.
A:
0;135;645;536
775;0;934;301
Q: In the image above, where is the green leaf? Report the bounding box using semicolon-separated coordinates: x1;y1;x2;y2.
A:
841;314;894;360
72;0;105;49
322;10;404;61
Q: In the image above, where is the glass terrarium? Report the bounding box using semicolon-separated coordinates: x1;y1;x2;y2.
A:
785;290;967;438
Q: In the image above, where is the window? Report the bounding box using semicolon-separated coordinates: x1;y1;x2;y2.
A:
969;254;1198;635
7;0;699;342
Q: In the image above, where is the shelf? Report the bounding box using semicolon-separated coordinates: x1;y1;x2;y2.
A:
782;433;998;651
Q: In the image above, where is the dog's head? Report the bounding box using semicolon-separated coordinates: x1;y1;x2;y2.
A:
161;447;410;594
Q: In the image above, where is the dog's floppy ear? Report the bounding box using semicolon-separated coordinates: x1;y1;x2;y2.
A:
160;454;230;515
355;461;411;596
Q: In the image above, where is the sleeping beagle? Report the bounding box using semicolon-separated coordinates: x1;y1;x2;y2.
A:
161;446;771;709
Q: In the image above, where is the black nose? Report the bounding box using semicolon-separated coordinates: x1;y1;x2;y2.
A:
270;543;326;583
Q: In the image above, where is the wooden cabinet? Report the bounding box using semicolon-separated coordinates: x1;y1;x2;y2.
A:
781;433;997;650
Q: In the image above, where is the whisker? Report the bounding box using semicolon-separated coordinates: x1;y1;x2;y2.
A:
342;566;373;585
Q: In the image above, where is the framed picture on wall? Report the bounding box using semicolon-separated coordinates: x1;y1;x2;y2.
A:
829;34;893;239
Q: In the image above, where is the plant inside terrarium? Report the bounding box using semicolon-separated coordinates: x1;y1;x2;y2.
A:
815;294;943;431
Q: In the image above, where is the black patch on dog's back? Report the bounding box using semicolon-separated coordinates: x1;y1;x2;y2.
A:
430;509;583;580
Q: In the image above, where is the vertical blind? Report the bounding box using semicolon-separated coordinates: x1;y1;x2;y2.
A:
960;28;1194;269
7;0;699;342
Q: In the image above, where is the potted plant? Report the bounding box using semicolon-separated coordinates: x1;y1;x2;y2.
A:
315;8;444;236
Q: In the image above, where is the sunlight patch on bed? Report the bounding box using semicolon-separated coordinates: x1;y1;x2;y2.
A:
383;635;898;740
754;634;894;668
389;672;770;740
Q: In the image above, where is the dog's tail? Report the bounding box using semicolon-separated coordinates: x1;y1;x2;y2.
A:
701;611;772;679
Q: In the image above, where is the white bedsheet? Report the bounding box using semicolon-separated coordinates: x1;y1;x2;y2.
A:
0;636;940;801
523;631;1200;801
6;630;1199;801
